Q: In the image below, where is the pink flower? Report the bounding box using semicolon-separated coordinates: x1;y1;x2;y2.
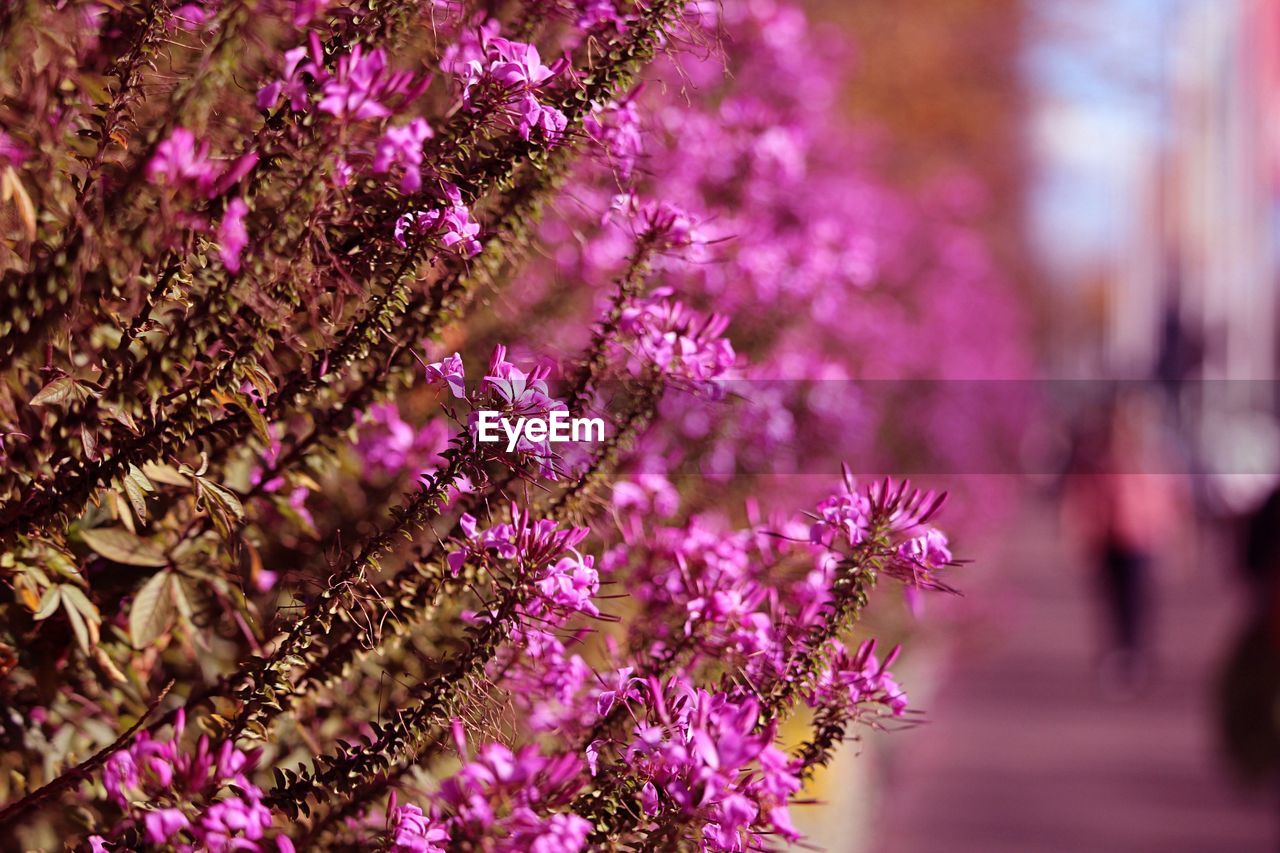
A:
585;97;642;178
292;0;332;26
424;352;466;398
576;0;628;31
0;130;28;166
200;795;273;851
373;118;434;192
218;152;260;195
394;184;482;257
516;811;590;853
144;808;190;844
486;39;556;89
594;667;640;716
356;402;450;477
217;198;250;272
440;17;500;77
103;749;138;806
447;507;589;580
388;797;448;851
452;34;560;114
473;350;568;477
515;95;568;145
170;3;211;29
258;45;316;111
606;196;704;247
318;46;413;121
809;487;872;548
443;214;481;256
433;741;588;847
617;294;735;385
332;157;353;187
612;474;679;519
899;527;951;569
893;527;954;591
535;554;600;617
812;639;909;716
147;128;221;196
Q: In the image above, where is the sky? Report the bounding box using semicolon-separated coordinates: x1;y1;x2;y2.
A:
1024;0;1189;282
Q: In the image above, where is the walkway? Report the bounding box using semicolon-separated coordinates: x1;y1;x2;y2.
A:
869;493;1276;852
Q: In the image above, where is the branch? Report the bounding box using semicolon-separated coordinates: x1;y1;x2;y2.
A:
0;680;174;828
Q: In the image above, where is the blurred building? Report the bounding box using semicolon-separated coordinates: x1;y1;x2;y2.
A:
1167;0;1280;501
1041;0;1280;502
1163;0;1278;390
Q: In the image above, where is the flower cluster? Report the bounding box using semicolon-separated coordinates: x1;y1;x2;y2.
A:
373;118;435;192
616;292;735;386
144;128;260;272
146;129;221;196
355;402;449;478
446;28;568;144
585;96;643;178
810;638;910;716
259;38;419;123
623;679;803;848
446;505;589;580
384;795;448;851
0;0;1020;849
423;352;467;398
433;741;590;850
149;130;259;198
98;713;286;851
394;183;482;256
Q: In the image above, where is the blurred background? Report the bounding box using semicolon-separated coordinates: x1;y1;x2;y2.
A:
794;0;1280;849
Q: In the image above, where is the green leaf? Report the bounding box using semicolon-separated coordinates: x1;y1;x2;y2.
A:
32;586;61;621
196;477;244;520
122;475;148;523
195;477;245;542
140;462;190;487
60;585;100;622
238;362;277;403
29;377;81;407
130;571;177;648
233;394;272;444
102;402;139;434
64;599;91;655
80;527;168;567
173;575;196;623
81;424;98;460
58;585;102;655
127;464;155;493
42;547;83;584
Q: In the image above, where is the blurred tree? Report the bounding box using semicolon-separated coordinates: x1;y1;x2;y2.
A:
812;0;1032;290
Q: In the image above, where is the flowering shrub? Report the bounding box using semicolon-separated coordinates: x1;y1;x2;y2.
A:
0;0;1007;849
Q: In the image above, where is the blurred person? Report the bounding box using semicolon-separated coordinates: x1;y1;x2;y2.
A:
1154;289;1204;422
1063;391;1187;696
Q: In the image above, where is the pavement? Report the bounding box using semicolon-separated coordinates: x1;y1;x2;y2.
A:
861;493;1278;853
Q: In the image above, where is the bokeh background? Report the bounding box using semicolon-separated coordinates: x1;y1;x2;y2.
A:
792;0;1280;849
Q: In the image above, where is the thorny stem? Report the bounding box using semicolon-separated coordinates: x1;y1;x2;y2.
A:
0;0;259;366
243;313;659;759
226;450;475;741
264;379;661;818
0;0;680;542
